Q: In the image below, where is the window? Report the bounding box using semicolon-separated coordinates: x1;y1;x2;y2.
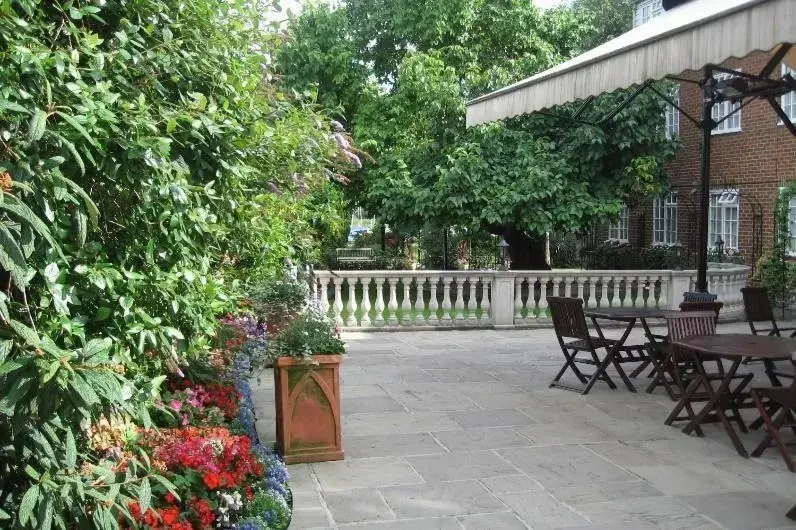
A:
709;190;739;250
634;0;663;27
608;205;629;241
781;64;795;124
711;72;742;134
653;193;678;244
664;87;680;139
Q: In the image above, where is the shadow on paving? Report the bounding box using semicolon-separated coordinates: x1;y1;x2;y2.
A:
250;322;796;530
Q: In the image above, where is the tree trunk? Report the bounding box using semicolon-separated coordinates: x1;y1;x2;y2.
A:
504;230;550;270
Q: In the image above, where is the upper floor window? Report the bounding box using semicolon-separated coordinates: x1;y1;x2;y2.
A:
653;193;677;244
781;64;795;124
608;205;629;241
634;0;663;27
665;87;680;139
712;72;742;134
709;190;739;250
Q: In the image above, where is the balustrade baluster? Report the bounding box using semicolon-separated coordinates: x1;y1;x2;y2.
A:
332;278;344;326
514;276;525;321
585;276;598;308
526;277;538;318
441;276;453;324
346;278;358;326
318;276;330;316
374;278;386;326
413;277;425;325
401;278;412;325
428;276;440;325
467;277;477;321
597;275;608;308
454;277;465;322
479;276;490;322
538;276;551;317
387;277;399;325
360;277;372;326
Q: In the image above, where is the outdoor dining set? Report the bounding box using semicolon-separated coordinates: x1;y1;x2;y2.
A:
548;287;796;477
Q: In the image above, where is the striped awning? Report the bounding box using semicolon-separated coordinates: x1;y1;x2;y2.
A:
466;0;796;126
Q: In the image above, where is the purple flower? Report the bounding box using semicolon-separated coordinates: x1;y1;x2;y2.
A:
333;132;350;150
267;181;282;195
345;151;362;169
331;120;344;132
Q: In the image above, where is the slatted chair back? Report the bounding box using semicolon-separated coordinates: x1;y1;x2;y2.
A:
679;300;723;322
741;286;777;333
549;297;590;342
665;310;716;362
683;291;718;302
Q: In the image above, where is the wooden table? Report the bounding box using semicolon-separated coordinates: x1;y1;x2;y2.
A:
587;307;668;386
671;334;796;457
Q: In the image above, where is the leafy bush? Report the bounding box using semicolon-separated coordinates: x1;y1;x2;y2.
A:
0;0;351;526
249;279;309;323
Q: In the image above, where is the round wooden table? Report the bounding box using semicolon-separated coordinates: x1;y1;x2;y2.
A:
674;334;796;360
671;333;796;457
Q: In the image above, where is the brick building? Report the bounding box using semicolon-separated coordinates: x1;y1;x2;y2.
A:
607;1;796;268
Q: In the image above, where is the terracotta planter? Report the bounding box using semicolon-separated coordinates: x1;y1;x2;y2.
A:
274;355;344;464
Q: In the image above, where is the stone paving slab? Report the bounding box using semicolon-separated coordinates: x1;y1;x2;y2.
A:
251;324;796;529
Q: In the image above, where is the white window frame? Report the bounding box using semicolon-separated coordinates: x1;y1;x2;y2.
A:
779;64;795;125
711;72;742;134
653;193;678;244
664;87;680;139
608;205;629;242
708;189;740;251
634;0;663;27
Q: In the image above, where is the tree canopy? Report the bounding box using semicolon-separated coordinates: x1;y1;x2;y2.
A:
278;0;678;268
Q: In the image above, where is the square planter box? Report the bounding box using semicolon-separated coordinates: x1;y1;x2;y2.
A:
274;355;344;464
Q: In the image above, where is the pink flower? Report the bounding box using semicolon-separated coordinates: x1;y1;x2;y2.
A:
181;414;189;426
170;399;182;411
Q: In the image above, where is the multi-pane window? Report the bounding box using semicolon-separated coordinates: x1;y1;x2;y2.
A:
665;87;680;139
709;190;739;250
653;193;678;244
608;205;629;241
712;72;742;133
634;0;663;27
782;64;795;123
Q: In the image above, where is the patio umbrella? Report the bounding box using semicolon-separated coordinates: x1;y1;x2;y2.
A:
466;0;796;292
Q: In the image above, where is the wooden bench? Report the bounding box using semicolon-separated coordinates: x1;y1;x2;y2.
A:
336;248;375;264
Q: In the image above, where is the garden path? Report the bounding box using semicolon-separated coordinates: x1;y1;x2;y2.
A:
251;323;796;530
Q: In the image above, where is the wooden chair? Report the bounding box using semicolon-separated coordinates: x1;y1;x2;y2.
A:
662;311;752;434
741;286;795;385
646;301;725;398
548;297;635;395
751;381;796;472
683;291;718;302
742;286;796;337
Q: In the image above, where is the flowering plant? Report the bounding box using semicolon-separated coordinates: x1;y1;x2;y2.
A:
264;304;345;363
161;381;241;427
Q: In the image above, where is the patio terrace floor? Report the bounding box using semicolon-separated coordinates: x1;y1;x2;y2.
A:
252;322;796;530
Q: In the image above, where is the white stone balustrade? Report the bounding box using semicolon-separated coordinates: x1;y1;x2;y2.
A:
313;265;749;329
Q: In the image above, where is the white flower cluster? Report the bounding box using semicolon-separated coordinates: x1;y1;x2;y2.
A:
215;491;244;527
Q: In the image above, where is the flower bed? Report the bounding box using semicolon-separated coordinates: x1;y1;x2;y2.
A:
107;317;292;530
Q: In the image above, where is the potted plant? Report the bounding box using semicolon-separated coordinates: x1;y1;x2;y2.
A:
249;278;308;334
265;308;345;464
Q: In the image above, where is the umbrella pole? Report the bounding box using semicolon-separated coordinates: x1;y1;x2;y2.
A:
696;65;715;293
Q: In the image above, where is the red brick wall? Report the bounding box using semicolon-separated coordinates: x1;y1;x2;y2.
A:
633;50;796;266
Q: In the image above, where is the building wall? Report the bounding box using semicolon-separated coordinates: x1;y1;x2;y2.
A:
630;51;796;267
626;2;796;267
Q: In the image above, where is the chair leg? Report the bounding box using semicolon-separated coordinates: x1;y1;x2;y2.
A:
752;391;796;472
550;348;588;387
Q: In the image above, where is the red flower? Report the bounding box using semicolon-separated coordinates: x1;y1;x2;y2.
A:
160;505;180;525
164;492;177;504
202;471;221;489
